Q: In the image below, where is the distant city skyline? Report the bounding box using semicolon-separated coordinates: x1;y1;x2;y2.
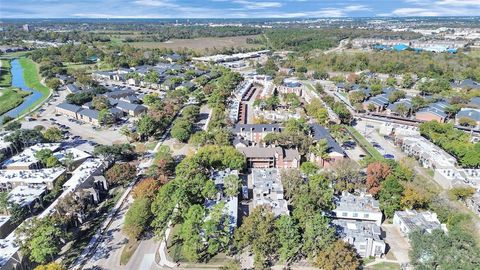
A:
3;0;480;19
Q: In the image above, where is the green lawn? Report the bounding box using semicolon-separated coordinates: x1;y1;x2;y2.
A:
366;262;401;270
0;59;12;87
0;87;30;115
345;125;384;160
18;58;51;115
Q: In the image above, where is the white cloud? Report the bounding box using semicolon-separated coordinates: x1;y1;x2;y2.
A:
233;0;283;10
133;0;178;7
382;0;480;16
345;5;371;12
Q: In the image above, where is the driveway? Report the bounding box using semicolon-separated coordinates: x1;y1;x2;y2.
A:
382;224;410;265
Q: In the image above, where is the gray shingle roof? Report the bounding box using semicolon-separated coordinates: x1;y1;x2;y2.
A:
309;124;345;155
457;108;480;121
78;109;99;119
57;102;82;113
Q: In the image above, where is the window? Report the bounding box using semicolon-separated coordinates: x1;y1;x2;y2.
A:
364;213;369;218
342;212;348;217
353;213;358;217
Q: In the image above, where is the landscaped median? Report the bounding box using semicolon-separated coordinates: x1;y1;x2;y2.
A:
0;59;12;87
18;57;51;115
344;125;384;160
0;87;31;115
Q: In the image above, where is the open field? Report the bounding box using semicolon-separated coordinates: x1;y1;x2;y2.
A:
0;59;12;87
128;35;262;52
0;87;30;115
18;58;51;114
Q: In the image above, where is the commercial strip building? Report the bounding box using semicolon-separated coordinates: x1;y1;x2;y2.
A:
192;50;270;63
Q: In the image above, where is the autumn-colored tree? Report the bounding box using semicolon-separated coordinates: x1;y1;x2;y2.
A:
34;262;65;270
105;163;137;186
132;178;161;200
366;162;390;197
401;183;431;209
315;240;360;270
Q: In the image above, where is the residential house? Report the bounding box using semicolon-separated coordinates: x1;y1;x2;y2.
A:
415;101;449;123
65;84;80;94
451;79;480;90
386;98;412;116
393;210;447;237
455;108;480;128
363;94;389;112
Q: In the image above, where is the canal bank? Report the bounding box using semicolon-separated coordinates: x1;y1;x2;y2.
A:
0;58;51;122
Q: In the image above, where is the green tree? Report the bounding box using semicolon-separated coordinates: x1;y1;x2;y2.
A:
45;78;61;91
180;204;205;262
402;73;414;88
92;96;110;110
171;119;192;142
42;127;63;143
0;191;9;214
136;115;158;140
275;215;301;263
379;176;404;218
300;161;319;176
234;206;278;269
123;197;153;240
223;174;241;197
16;217;66;264
301;213;335;258
98;109;115;126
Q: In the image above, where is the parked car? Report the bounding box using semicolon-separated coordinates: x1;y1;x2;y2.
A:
383;154;395;159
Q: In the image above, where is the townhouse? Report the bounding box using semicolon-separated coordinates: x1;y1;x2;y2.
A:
251;168;289;217
238;146;300;169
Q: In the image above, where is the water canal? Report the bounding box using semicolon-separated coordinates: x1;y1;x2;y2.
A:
0;59;44;121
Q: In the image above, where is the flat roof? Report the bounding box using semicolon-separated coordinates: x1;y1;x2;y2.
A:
53;147;91;163
334;192;381;213
8;185;46;207
0;238;20;268
2;143;61;169
0;168;66;185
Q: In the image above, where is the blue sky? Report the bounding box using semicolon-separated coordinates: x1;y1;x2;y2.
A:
3;0;480;18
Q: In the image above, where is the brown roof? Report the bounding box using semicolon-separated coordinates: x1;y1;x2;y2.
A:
239;147;299;161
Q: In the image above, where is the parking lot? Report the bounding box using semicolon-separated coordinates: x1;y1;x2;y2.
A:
21;89;128;145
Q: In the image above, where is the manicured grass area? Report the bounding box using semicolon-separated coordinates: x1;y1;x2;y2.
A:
366;262;401;270
18;58;51;115
0;87;30;115
0;59;12;87
120;239;140;265
345;125;384;160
